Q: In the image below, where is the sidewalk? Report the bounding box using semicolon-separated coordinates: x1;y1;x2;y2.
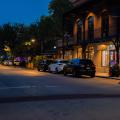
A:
96;72;120;80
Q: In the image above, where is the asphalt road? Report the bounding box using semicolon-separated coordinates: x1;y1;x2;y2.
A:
0;65;120;120
0;64;120;99
0;98;120;120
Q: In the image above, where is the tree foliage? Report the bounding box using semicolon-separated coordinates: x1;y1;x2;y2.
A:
0;0;73;57
48;0;73;37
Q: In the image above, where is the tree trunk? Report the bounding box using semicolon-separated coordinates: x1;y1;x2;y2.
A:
116;16;120;65
62;15;65;59
116;46;119;64
82;48;86;59
82;17;86;59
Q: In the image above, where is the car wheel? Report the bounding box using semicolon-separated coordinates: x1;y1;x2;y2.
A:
63;70;67;76
72;70;77;77
115;74;119;77
48;67;51;73
90;74;95;78
55;67;58;74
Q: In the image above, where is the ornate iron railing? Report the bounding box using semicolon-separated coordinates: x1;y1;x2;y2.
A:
57;25;118;48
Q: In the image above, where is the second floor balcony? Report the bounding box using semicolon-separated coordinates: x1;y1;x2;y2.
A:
57;24;119;48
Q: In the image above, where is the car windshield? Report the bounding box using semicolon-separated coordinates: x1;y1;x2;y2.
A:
80;60;94;65
60;60;68;63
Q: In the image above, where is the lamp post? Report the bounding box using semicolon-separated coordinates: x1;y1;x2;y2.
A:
25;38;36;55
25;38;36;69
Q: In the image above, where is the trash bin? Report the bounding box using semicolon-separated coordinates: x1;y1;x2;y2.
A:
109;63;120;77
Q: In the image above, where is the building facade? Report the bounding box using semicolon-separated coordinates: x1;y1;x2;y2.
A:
56;0;120;74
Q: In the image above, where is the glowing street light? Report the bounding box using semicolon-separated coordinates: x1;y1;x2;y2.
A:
25;42;31;46
54;46;57;49
31;39;36;43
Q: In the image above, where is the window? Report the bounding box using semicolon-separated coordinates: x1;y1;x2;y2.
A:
101;13;109;38
102;50;108;67
77;19;82;43
88;16;94;41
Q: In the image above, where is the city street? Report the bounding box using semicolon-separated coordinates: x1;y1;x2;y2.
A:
0;65;120;120
0;64;120;99
0;0;119;119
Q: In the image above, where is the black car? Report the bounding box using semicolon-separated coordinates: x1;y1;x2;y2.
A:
37;60;54;72
109;63;120;77
63;58;96;77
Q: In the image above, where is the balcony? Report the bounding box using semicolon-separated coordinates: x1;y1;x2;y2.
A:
85;25;118;43
57;38;74;48
57;25;118;48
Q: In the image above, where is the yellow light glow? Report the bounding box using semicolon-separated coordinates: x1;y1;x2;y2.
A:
97;44;107;50
31;39;36;43
4;46;11;52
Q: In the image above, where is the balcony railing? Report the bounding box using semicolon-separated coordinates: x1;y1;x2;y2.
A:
57;38;74;48
84;25;117;43
57;25;118;48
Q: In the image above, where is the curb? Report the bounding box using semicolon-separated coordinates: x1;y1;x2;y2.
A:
96;76;120;80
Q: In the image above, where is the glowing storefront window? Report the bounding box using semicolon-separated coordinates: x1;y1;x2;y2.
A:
102;50;108;67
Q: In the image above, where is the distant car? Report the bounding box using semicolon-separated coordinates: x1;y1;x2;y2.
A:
8;60;13;66
48;59;69;73
37;60;54;72
3;60;8;65
63;58;96;77
13;60;20;66
3;60;13;66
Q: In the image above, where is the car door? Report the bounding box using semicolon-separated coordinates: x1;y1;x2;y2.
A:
65;61;74;74
49;61;58;72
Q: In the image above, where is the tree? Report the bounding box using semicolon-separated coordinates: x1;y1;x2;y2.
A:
12;23;28;57
37;16;57;53
0;23;30;57
1;23;17;57
112;17;120;65
0;26;4;50
48;0;73;37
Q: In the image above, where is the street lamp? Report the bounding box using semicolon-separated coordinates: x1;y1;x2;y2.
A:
31;39;36;43
54;46;57;49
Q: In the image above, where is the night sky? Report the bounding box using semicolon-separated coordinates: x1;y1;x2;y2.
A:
0;0;51;25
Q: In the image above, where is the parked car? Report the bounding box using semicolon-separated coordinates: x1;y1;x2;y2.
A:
109;63;120;77
37;60;54;72
3;60;13;66
3;60;8;65
13;60;20;66
48;59;69;73
63;58;96;77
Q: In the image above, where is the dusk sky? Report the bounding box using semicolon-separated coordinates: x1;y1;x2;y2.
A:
0;0;51;25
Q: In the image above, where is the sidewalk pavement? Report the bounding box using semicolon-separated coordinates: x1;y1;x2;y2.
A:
96;72;120;80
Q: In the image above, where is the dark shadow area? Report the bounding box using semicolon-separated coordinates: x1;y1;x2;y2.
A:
1;93;120;104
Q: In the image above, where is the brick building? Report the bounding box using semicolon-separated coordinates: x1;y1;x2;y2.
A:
56;0;120;74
